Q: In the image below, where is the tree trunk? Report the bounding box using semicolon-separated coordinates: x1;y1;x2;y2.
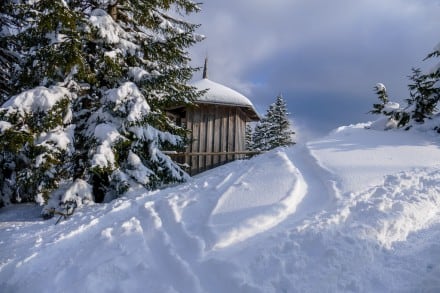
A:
108;3;118;21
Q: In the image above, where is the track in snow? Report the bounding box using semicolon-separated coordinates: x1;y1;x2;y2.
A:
192;143;338;257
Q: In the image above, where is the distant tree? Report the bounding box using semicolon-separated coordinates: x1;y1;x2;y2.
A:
370;83;410;129
252;118;270;151
370;83;389;115
406;66;440;123
245;124;254;151
372;42;440;130
265;94;295;148
252;94;295;151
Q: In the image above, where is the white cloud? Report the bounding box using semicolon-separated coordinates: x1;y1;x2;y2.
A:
188;0;440;132
190;0;439;78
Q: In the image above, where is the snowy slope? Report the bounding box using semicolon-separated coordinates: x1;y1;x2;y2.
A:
2;122;440;292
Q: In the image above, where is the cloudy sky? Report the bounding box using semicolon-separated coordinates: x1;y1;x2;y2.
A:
187;0;440;137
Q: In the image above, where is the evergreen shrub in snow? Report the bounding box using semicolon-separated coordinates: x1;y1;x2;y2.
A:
0;0;203;214
371;42;440;130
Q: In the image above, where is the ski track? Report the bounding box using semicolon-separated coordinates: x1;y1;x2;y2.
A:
210;144;337;255
207;150;305;250
281;144;337;224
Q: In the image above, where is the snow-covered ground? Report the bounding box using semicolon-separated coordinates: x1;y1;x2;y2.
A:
2;122;440;292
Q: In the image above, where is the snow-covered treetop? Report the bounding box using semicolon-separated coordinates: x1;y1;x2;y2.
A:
376;83;386;92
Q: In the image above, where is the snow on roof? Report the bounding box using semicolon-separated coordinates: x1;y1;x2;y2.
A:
192;78;252;107
192;78;259;120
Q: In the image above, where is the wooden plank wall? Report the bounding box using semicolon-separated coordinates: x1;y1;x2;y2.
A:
186;104;247;175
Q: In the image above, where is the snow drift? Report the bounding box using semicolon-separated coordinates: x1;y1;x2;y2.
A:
1;122;440;292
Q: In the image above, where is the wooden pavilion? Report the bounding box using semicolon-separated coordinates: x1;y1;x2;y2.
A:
166;59;260;175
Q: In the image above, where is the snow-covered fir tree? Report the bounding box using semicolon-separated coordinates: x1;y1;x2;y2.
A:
370;83;409;129
0;0;203;213
406;63;440;124
0;0;28;103
252;117;270;151
0;0;77;207
0;2;14;103
265;94;295;149
252;94;295;151
0;1;19;207
370;83;389;115
245;124;254;151
372;42;439;130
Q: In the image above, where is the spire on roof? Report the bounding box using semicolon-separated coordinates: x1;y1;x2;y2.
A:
203;56;208;79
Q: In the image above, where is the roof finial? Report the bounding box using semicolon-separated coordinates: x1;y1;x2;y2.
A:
203;56;208;79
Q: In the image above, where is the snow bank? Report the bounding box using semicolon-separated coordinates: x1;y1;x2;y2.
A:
43;179;94;214
2;123;440;292
308;122;440;194
341;167;440;248
205;150;306;249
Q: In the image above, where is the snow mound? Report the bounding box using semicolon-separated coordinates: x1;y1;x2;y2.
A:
2;123;440;292
342;167;440;248
206;150;306;249
308;123;440;194
43;179;94;213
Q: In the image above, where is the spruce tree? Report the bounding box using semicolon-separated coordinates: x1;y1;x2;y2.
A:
407;65;440;123
0;0;203;214
0;0;28;103
0;1;19;206
264;94;295;149
0;0;77;206
370;83;410;129
370;83;389;115
69;0;203;207
245;124;254;151
372;42;439;129
251;95;295;151
0;1;14;103
252;118;270;151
